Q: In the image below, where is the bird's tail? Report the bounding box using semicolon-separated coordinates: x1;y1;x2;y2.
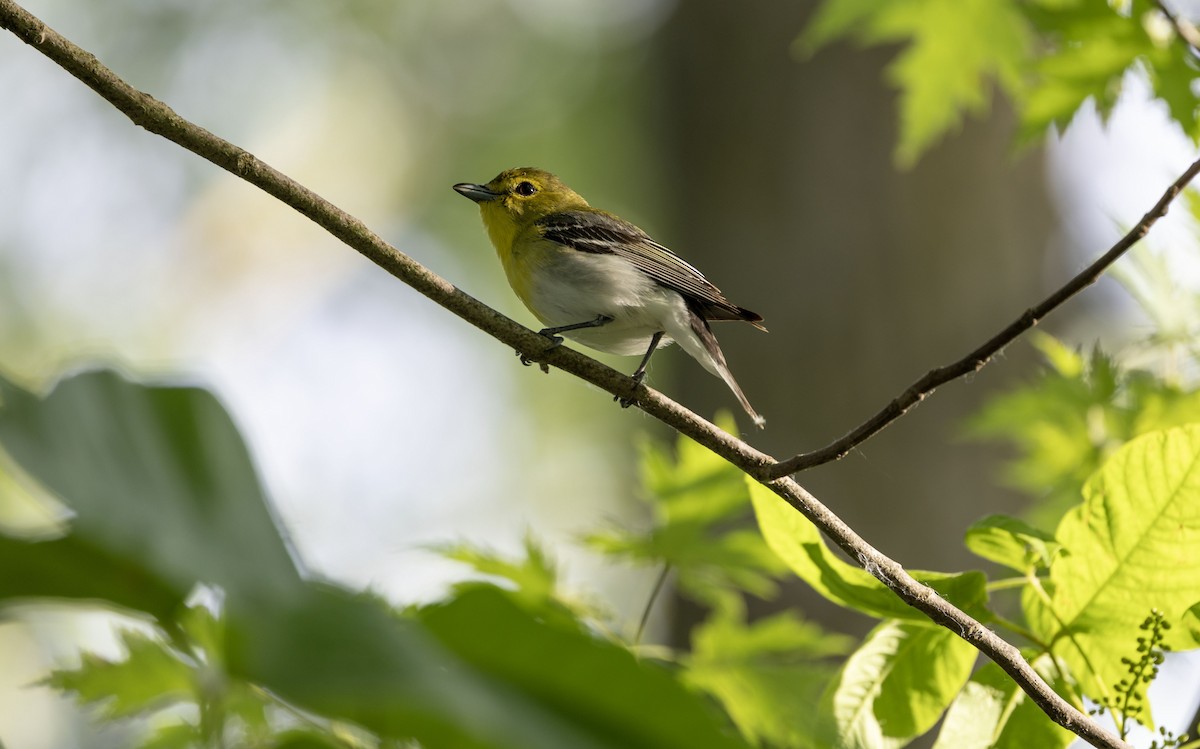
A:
682;309;766;429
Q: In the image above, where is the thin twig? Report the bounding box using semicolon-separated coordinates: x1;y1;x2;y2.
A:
1152;0;1200;59
767;156;1200;478
0;3;1147;748
635;563;671;645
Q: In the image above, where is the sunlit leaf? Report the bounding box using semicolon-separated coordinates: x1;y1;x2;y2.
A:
437;533;601;631
965;514;1060;572
1142;5;1200;141
748;479;988;620
1019;0;1147;139
969;337;1200;526
817;619;976;748
932;657;1074;749
686;601;852;748
799;0;1030;166
1109;248;1200;353
1020;0;1200;142
1031;332;1084;378
1182;601;1200;647
46;630;195;719
1025;425;1200;708
441;533;558;599
586;418;786;607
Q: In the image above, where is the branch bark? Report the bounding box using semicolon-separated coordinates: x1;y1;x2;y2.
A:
0;2;1167;747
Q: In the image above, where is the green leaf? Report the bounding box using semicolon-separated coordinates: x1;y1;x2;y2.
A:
965;514;1060;572
0;369;754;749
232;583;751;749
0;534;180;619
641;413;753;525
1141;6;1200;141
685;602;852;748
270;731;347;749
0;370;302;613
692;600;853;662
418;586;752;749
798;0;1031;167
797;0;879;52
438;533;599;632
969;337;1200;527
1025;425;1200;704
1129;373;1200;433
748;479;989;620
137;723;200;749
932;657;1074;749
440;532;560;603
1018;0;1200;143
586;421;786;608
1031;332;1084;378
45;629;195;719
1181;601;1200;647
0;447;68;537
1019;0;1147;139
441;533;558;599
1109;248;1200;355
818;619;977;749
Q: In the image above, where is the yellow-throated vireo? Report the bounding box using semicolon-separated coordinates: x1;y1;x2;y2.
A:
454;167;766;428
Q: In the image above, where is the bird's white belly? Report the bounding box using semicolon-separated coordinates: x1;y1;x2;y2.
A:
526;250;688;356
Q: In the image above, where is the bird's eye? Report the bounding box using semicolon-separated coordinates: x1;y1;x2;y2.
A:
514;181;537;196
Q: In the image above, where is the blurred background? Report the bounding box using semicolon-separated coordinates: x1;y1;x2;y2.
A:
2;0;1199;746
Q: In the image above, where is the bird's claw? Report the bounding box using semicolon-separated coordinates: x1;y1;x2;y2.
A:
515;331;564;373
615;372;647;409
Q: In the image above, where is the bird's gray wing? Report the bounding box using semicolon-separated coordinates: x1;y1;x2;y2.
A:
536;210;763;326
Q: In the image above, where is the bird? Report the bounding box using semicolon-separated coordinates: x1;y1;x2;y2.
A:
453;167;766;428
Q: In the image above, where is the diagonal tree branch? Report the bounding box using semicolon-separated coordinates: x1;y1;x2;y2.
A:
766;156;1200;478
0;3;1159;747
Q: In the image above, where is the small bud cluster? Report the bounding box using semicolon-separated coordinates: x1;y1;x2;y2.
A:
1087;609;1187;746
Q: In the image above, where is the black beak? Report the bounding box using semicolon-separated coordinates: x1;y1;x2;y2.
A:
453;182;502;203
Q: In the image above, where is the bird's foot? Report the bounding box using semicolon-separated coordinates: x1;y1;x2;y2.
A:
535;330;565;350
515;350;550;373
516;331;563;373
615;371;648;409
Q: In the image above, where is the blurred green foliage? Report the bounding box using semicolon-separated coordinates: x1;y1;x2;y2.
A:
5;1;1200;747
0;370;757;749
801;0;1200;165
584;417;788;611
968;332;1200;526
3;349;1199;747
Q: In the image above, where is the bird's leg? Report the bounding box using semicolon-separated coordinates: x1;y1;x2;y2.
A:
537;314;614;345
518;314;613;367
618;331;664;408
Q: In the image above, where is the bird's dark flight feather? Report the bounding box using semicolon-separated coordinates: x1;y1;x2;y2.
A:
537;210;766;330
